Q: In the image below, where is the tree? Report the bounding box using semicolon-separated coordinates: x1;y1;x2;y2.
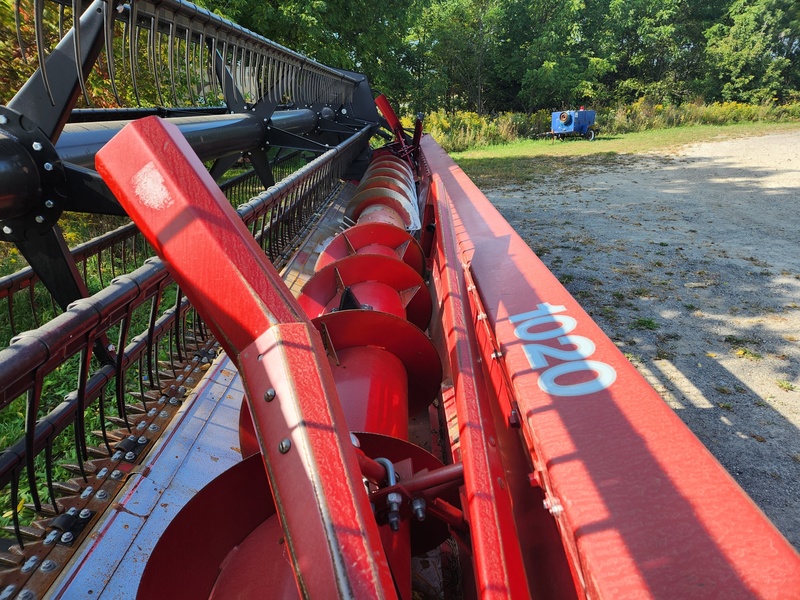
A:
705;0;791;102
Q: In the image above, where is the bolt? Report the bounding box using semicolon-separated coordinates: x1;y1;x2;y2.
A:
112;450;123;461
386;492;402;532
96;467;108;478
138;436;148;444
148;424;159;432
107;343;116;352
543;499;564;516
124;451;136;461
278;438;292;454
110;470;122;479
136;420;147;430
34;215;45;223
264;388;276;402
349;433;361;448
80;486;94;499
18;590;35;600
0;115;7;124
40;559;57;573
2;226;12;234
43;530;59;545
147;408;157;417
411;497;426;521
43;162;53;171
67;507;77;516
45;199;54;208
32;141;42;151
96;490;109;500
159;410;169;418
79;508;91;519
60;531;74;543
21;556;38;573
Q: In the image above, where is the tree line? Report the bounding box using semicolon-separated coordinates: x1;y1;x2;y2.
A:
203;0;800;114
2;0;797;115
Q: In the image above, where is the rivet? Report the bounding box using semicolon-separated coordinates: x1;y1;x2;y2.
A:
264;388;276;402
278;438;291;454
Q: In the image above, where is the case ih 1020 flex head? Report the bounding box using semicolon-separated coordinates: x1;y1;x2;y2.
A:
0;1;798;597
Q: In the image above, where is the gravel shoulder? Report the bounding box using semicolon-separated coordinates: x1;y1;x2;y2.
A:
485;131;800;549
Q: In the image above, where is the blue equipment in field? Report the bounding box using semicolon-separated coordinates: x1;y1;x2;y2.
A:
551;109;598;140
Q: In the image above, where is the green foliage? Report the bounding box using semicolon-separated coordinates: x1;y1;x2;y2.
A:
417;100;800;151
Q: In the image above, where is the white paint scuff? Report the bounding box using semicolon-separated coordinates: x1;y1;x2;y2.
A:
132;162;172;210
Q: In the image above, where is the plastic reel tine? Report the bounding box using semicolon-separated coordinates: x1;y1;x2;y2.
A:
103;0;121;105
209;32;219;103
71;0;91;106
97;387;113;455
14;0;28;64
149;12;165;107
44;437;59;514
34;0;55;105
129;0;141;105
58;2;65;39
167;21;178;105
185;25;195;105
24;385;43;511
10;472;24;550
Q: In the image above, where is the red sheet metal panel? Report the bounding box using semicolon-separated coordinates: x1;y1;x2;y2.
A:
421;135;800;598
428;175;532;598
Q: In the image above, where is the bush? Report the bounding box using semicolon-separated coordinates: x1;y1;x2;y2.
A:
410;100;800;152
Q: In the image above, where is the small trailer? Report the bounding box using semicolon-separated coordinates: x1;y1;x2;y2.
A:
549;108;599;140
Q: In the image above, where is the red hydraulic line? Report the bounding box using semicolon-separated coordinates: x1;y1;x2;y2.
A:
95;116;397;599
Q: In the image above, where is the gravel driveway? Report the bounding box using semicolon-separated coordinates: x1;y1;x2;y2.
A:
486;131;800;550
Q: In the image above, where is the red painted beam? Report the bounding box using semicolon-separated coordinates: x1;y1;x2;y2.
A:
96;116;397;599
421;134;800;597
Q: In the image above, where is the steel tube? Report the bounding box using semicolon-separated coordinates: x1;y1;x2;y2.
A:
55;109;319;168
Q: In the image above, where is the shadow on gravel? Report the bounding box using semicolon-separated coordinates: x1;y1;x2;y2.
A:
487;148;800;550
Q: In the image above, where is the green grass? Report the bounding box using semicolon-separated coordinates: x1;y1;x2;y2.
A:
630;317;660;330
452;122;800;188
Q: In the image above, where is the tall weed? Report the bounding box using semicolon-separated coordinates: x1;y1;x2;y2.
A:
412;101;800;152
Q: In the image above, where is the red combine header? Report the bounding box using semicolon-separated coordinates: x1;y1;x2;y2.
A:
0;1;798;598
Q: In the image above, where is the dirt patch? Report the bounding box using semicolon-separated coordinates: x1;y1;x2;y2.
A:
486;131;800;550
